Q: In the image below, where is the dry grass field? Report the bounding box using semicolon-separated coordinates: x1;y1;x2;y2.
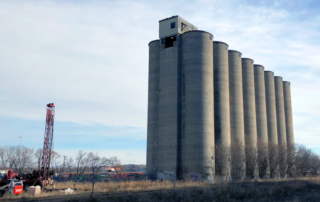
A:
1;177;320;201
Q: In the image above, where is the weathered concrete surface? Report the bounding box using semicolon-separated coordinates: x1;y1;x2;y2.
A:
242;58;258;178
147;40;160;178
213;41;231;178
158;38;180;173
254;65;268;145
283;81;295;175
254;64;269;177
274;76;287;177
264;71;278;146
228;50;245;179
274;77;287;148
181;31;214;180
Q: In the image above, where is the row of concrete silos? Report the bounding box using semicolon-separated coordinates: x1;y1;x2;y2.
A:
147;30;294;180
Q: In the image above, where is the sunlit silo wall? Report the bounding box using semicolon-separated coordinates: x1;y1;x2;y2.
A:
283;81;295;175
264;71;278;146
146;15;295;181
213;41;231;178
181;31;214;180
228;50;245;179
242;58;258;178
274;76;287;177
264;71;279;177
254;64;269;177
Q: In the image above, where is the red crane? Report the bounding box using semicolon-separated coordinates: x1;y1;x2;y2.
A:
41;103;55;183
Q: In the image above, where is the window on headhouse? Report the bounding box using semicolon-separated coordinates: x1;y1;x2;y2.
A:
171;22;175;29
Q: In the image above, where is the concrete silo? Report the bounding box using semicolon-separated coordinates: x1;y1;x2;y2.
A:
228;50;245;179
242;58;258;178
157;34;180;175
264;71;278;177
283;81;295;175
181;31;214;180
274;76;287;177
264;71;278;145
213;41;231;178
254;65;269;178
146;40;160;178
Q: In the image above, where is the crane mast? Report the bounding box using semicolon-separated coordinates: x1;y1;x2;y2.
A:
41;103;55;182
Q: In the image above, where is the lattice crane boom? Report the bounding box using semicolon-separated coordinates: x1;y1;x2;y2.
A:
41;103;55;181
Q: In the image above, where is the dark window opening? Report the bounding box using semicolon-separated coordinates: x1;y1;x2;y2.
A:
160;38;165;44
165;37;174;48
171;22;175;29
181;22;187;31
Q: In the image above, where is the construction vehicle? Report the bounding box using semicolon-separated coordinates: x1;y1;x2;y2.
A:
40;103;55;187
0;103;56;191
0;179;23;197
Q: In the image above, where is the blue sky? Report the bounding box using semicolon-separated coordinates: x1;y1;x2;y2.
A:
0;0;320;163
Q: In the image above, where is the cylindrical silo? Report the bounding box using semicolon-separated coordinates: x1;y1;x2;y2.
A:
274;76;287;177
213;41;231;179
182;31;214;180
264;71;278;177
264;71;278;145
254;64;269;178
146;40;160;179
158;35;180;175
242;58;258;178
228;50;245;179
283;81;295;175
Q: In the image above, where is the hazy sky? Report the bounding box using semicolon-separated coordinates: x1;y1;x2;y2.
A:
0;0;319;164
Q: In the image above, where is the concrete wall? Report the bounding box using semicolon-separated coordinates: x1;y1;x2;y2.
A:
228;50;245;179
283;81;295;175
274;76;287;177
242;58;258;178
146;40;160;178
181;31;214;180
264;71;278;146
213;41;231;178
159;16;198;38
254;65;268;145
254;64;269;177
158;38;180;173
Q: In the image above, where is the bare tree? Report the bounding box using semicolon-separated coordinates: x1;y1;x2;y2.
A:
51;151;61;174
34;148;43;171
14;146;34;173
245;144;258;179
109;156;121;173
87;152;109;198
75;150;87;175
309;154;320;176
287;144;296;177
278;145;288;177
257;141;269;178
5;146;17;170
66;157;74;173
231;143;246;180
0;147;5;169
215;144;231;180
79;156;91;176
295;144;312;177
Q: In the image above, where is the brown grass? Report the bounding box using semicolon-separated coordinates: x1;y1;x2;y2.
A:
1;177;320;201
